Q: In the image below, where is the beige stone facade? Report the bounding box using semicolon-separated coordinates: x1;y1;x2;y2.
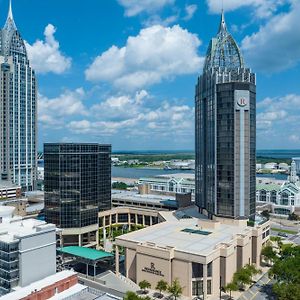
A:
115;209;270;299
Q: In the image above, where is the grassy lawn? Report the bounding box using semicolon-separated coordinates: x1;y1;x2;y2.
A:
281;243;294;251
271;227;298;235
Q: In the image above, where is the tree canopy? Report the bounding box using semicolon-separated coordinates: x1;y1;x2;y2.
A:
139;280;151;292
269;245;300;300
168;278;183;300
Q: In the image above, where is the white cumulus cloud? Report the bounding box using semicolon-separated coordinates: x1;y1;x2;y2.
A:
117;0;174;17
25;24;71;74
241;1;300;72
206;0;287;19
85;25;203;90
184;4;198;21
39;88;87;127
257;94;300;148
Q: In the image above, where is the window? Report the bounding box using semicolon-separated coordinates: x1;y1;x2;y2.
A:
192;263;203;278
207;280;212;295
207;262;212;277
192;281;203;296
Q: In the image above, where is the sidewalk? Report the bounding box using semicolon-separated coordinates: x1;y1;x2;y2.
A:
237;272;274;300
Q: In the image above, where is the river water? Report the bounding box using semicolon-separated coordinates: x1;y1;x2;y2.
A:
112;166;288;180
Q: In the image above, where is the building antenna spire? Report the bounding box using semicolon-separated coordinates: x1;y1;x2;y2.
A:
218;3;227;33
8;0;13;20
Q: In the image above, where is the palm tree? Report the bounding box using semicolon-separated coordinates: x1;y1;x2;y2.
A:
168;279;183;300
156;280;168;297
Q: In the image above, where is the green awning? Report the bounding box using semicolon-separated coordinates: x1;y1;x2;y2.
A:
58;246;113;261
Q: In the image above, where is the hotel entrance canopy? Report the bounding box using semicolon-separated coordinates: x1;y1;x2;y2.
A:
58;246;113;261
58;246;114;277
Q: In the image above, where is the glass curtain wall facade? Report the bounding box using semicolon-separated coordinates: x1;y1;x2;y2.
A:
44;143;111;229
0;2;37;190
195;12;256;219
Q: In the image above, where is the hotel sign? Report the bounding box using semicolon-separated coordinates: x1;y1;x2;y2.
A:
235;90;250;111
142;263;164;277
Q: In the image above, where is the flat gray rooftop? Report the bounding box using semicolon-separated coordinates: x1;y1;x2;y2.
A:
117;210;251;256
112;190;177;205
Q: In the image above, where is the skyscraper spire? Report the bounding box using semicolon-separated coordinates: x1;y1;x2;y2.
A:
218;9;227;33
4;0;17;30
8;0;13;20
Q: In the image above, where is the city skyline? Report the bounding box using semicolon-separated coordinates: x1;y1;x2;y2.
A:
1;0;300;150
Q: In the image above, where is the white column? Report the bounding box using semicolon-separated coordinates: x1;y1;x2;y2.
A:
115;245;120;275
203;264;207;299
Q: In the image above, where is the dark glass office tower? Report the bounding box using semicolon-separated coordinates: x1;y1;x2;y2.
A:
195;12;256;219
44;143;111;245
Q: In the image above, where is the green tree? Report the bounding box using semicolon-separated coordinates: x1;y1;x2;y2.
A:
244;264;262;281
270;236;283;249
112;182;128;190
269;245;300;299
261;245;277;264
224;281;238;300
168;278;183;300
233;266;252;289
124;291;139;300
156;280;168;297
139;280;151;294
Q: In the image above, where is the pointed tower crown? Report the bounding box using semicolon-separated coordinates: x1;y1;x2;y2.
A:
204;11;244;71
1;0;28;59
218;10;227;33
4;0;17;31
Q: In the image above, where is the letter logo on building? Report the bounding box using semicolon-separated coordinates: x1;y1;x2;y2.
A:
237;97;247;107
235;90;250;111
142;263;164;277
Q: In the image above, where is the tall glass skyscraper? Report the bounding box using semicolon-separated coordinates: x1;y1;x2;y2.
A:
195;12;256;219
44;143;111;246
0;1;37;190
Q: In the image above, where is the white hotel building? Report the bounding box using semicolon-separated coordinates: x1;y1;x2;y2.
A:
256;161;300;215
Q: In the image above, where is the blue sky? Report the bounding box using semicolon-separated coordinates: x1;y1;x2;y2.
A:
2;0;300;151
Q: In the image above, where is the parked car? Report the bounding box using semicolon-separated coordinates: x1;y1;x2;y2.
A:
278;232;288;237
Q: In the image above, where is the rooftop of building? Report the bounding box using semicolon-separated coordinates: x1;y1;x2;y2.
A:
50;284;122;300
204;11;244;71
112;190;177;207
0;180;20;190
58;246;113;262
256;183;281;191
139;173;195;184
116;206;258;257
0;270;76;300
0;207;56;244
